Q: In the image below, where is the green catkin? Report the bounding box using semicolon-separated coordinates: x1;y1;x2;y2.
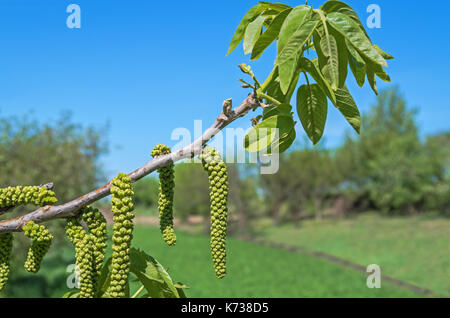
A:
151;144;176;246
0;233;13;291
0;185;57;209
200;147;228;279
22;221;53;274
80;206;108;286
108;173;135;298
65;216;95;298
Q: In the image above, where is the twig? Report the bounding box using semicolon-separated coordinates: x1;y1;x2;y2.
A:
0;93;260;234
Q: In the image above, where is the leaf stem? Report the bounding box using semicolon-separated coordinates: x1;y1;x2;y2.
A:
260;66;277;92
257;91;282;106
303;71;311;86
131;285;145;298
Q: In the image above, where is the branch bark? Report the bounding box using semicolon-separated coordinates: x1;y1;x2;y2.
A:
0;92;260;234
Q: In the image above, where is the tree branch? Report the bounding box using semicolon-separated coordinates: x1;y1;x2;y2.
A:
0;92;260;234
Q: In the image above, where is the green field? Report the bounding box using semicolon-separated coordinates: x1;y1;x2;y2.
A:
4;217;443;298
255;213;450;296
127;226;419;298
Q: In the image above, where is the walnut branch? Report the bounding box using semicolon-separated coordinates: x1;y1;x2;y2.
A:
0;92;260;234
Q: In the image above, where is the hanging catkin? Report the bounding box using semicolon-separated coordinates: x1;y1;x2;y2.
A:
23;221;53;273
200;147;229;279
0;233;13;291
80;206;108;287
65;216;95;298
108;173;135;298
151;144;176;246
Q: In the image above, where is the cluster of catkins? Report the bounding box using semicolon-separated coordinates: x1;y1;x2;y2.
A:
0;185;57;291
108;173;135;298
0;186;57;209
0;233;13;291
151;144;176;246
65;216;95;298
81;206;108;282
65;206;107;298
200;147;229;279
22;221;53;273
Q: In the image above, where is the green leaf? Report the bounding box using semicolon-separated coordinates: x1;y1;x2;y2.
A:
96;257;112;297
300;57;336;104
267;127;296;154
278;54;299;95
333;29;348;88
277;18;319;94
346;39;366;87
366;65;378;95
297;84;328;144
263;103;293;119
245;115;295;152
153;260;179;297
129;248;181;298
276;5;312;93
277;5;311;53
62;290;80;298
313;30;327;70
321;0;370;39
251;9;292;60
264;69;287;103
332;86;361;133
277;19;319;66
327;12;387;67
259;1;292;12
319;32;339;90
373;44;394;60
244;15;267;55
227;4;265;55
365;57;391;82
174;282;189;299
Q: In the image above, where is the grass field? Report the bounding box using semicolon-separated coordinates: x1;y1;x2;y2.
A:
255;213;450;297
128;226;419;298
3;216;442;298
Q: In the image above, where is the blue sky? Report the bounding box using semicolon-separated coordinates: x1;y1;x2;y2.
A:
0;0;449;178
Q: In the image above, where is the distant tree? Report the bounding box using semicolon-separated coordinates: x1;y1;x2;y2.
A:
173;162;210;220
261;147;341;225
0;113;108;297
337;87;445;213
133;177;159;209
0;113;108;203
227;164;263;238
423;132;450;213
